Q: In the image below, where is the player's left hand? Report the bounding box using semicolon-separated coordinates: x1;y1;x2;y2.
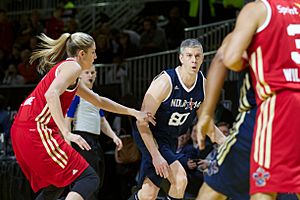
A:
134;110;156;126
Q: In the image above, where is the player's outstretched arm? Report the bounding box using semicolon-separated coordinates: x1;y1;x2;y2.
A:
76;82;155;125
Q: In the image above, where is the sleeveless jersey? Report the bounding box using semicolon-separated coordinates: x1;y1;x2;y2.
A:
247;0;300;105
151;67;205;143
14;59;79;128
248;0;300;193
10;59;88;192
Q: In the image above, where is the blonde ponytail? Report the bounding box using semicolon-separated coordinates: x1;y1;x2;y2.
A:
30;32;94;74
30;33;70;73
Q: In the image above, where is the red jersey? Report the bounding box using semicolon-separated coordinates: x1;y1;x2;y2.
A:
247;0;300;104
248;0;300;194
11;59;89;192
15;59;78;128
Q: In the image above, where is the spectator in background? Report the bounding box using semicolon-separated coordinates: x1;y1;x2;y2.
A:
65;18;79;34
7;43;22;66
163;6;188;50
45;6;64;39
28;9;44;36
17;49;39;84
119;31;140;58
0;49;6;82
123;29;140;47
95;33;114;64
0;95;11;140
179;123;214;198
29;36;38;51
2;63;25;85
14;14;32;47
139;17;168;54
176;131;191;154
216;121;230;136
0;9;14;56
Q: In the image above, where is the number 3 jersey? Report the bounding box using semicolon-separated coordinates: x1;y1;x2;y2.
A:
151;67;205;145
247;0;300;105
247;0;300;193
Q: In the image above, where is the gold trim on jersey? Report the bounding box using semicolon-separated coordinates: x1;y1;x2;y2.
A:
217;111;246;166
253;95;276;169
239;73;251;112
36;105;69;169
217;72;253;166
250;47;273;100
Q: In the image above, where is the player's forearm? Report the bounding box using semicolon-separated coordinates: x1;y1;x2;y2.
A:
65;117;73;132
137;121;160;158
101;118;117;139
97;96;137;117
45;90;69;137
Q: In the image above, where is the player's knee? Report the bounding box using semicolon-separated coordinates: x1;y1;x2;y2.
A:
90;172;100;191
139;186;159;200
172;173;188;191
250;193;276;200
71;166;100;199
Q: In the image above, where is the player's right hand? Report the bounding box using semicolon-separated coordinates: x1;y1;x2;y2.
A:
152;154;169;178
196;113;215;150
65;132;91;151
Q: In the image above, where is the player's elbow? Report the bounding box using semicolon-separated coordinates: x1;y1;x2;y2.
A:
223;52;244;72
45;89;59;103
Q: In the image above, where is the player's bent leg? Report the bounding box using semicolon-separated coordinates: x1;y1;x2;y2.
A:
296;193;300;199
195;182;227;200
250;192;276;200
35;185;65;200
137;177;160;200
66;166;100;200
167;160;188;199
65;192;84;200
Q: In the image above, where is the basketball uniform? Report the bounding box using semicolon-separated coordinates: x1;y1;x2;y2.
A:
10;59;89;192
205;71;256;200
133;67;205;187
247;0;300;193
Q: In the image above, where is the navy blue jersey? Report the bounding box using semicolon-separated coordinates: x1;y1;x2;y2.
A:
238;72;256;113
205;71;257;200
151;67;205;144
133;67;205;187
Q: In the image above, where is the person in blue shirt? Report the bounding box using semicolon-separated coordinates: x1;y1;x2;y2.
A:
66;65;123;200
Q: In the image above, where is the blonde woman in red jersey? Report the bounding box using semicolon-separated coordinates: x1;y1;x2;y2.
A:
10;32;154;200
196;0;300;200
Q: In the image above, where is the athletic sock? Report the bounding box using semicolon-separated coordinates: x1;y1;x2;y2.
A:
128;191;139;200
164;195;182;200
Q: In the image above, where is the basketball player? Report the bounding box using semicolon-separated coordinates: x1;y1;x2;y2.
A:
130;39;226;200
196;1;300;199
10;32;154;200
